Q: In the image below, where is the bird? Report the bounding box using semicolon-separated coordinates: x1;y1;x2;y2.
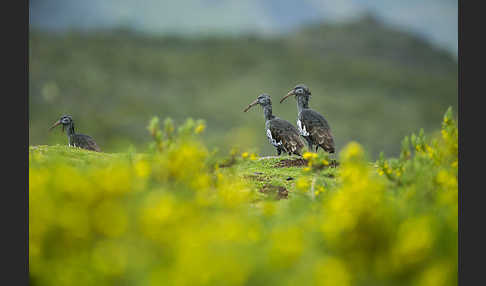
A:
244;93;305;156
49;115;101;152
280;84;335;154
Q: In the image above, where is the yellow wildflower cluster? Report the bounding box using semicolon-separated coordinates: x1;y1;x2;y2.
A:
241;151;258;161
302;152;317;160
302;151;333;173
194;122;206;134
29;109;457;286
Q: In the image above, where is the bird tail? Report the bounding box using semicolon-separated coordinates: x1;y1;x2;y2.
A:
311;127;335;154
282;133;305;155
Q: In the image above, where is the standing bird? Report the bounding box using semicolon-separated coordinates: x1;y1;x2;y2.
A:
244;94;304;156
280;84;335;154
49;115;101;152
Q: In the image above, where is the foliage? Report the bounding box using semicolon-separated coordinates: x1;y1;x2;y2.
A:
29;108;457;286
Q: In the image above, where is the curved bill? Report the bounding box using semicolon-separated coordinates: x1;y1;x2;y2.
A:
279;90;295;103
243;99;259;112
49;120;61;131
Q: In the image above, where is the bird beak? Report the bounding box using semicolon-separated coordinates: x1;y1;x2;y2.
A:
243;99;259;112
280;90;295;103
49;120;61;131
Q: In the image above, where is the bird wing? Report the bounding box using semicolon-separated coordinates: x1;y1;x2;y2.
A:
76;134;101;152
266;127;282;148
269;119;305;154
300;110;335;153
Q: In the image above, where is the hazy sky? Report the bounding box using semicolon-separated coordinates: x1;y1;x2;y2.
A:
30;0;457;55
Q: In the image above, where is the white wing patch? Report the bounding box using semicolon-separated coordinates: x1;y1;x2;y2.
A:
297;119;309;136
266;129;282;147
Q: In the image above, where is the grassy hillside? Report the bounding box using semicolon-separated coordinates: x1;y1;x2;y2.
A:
29;145;334;202
29;16;457;158
29;110;458;286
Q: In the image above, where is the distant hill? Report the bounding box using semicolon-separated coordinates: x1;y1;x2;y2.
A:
29;0;458;54
29;16;457;157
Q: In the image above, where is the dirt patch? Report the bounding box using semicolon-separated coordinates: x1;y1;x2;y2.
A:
259;184;288;200
274;158;308;168
275;158;340;169
243;173;267;182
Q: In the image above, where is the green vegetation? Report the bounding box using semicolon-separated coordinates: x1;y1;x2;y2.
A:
29;108;457;286
29;16;457;158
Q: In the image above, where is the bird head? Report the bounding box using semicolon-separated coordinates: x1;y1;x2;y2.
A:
280;84;311;103
49;115;73;132
243;94;272;112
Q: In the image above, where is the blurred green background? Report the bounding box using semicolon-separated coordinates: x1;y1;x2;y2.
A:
29;1;457;158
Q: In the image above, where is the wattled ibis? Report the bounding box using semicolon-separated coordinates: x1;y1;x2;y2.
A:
280;84;335;154
244;94;304;156
49;115;101;152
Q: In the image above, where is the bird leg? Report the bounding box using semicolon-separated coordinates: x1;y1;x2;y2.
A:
304;137;313;152
277;148;282;156
329;153;336;168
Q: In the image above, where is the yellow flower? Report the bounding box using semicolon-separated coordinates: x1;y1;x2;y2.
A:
241;152;249;159
303;152;317;160
249;153;258;161
393;216;435;266
296;178;310;192
418;262;451;286
134;160;150;178
340;142;364;161
93;201;128;238
314;257;351;286
194;123;205;134
441;129;448;140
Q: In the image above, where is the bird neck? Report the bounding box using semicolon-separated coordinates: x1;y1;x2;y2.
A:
263;105;275;121
66;123;76;138
297;96;309;113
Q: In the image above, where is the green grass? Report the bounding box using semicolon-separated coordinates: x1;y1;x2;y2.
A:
29;145;337;202
233;156;336;199
29;145;126;167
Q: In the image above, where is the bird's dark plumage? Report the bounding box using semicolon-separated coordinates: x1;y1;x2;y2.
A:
244;94;304;156
281;84;335;154
298;109;335;153
49;115;101;152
